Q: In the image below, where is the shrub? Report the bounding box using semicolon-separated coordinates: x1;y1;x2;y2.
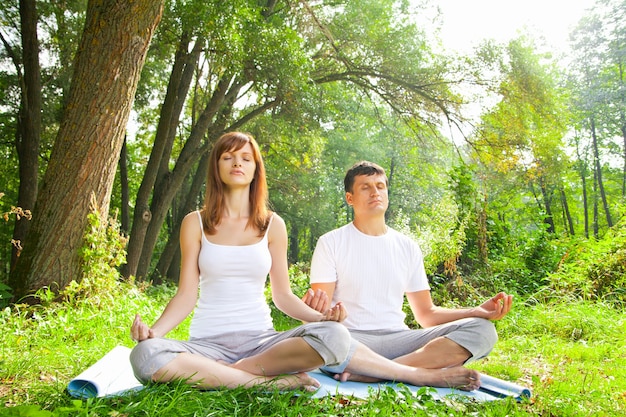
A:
545;215;626;305
59;202;128;307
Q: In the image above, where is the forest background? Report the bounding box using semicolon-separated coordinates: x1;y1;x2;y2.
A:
1;0;625;415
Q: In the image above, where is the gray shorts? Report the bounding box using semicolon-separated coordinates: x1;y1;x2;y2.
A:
323;317;498;374
130;321;352;383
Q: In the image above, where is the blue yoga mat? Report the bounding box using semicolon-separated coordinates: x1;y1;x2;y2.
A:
67;346;531;401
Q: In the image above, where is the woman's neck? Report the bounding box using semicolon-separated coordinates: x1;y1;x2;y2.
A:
222;187;251;219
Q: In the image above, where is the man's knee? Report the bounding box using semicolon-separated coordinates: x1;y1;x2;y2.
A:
463;318;498;361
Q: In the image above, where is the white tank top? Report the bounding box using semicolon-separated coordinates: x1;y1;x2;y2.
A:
189;211;274;338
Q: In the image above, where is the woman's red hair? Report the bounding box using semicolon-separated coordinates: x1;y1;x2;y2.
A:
201;132;269;235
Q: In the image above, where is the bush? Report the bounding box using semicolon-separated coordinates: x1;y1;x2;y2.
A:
59;204;128;307
545;215;626;305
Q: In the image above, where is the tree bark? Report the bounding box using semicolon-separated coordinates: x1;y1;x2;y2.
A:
539;178;555;234
575;135;589;238
10;0;163;300
151;151;209;282
560;187;575;236
288;223;299;264
119;135;130;234
122;33;201;279
11;0;42;271
590;117;613;229
134;76;277;279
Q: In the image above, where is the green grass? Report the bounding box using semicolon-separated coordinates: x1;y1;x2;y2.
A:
1;281;625;416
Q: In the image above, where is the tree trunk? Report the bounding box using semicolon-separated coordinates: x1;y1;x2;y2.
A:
134;77;278;279
11;0;41;271
122;33;202;279
151;152;209;282
560;187;575;236
591;117;613;229
133;76;234;279
539;178;555;234
575;135;589;238
119;135;130;234
9;0;163;300
289;223;299;264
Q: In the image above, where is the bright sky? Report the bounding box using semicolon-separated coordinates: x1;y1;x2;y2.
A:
436;0;596;54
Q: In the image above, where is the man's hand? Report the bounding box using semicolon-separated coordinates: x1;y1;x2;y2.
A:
130;313;155;342
302;289;347;322
302;288;330;313
478;292;513;320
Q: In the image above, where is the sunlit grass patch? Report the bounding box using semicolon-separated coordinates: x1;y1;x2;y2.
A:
1;283;625;416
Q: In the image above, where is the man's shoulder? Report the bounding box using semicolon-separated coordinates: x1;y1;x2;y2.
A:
386;227;422;250
320;223;353;239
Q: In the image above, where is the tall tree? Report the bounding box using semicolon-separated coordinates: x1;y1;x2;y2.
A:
9;0;163;300
122;0;460;279
597;0;626;198
569;3;619;232
472;37;570;236
10;0;42;269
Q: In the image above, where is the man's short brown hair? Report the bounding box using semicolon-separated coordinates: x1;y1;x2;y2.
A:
344;161;387;193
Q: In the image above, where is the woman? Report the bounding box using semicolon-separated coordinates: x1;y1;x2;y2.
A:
130;132;351;391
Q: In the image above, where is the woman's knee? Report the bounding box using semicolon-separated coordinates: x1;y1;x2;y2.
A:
305;321;352;365
130;338;170;383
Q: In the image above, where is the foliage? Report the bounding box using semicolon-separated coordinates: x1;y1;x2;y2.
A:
392;196;467;277
0;192;33;307
544;211;626;305
59;204;128;307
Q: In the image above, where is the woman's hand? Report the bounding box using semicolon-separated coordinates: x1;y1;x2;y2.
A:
130;313;154;342
322;301;347;322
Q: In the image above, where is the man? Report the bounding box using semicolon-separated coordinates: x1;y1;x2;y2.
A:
303;161;512;390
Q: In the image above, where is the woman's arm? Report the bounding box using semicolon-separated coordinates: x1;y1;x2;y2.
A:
267;214;333;323
131;212;201;340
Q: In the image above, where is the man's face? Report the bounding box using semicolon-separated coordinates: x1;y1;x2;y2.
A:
346;173;389;215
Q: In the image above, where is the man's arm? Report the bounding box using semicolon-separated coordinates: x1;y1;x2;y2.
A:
407;290;513;328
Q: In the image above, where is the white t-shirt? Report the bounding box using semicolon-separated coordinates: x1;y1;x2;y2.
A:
310;223;430;331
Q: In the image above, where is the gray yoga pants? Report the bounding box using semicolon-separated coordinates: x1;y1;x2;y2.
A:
322;317;498;374
130;321;352;383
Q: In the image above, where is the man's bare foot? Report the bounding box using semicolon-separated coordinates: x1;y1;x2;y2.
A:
415;367;480;391
334;371;380;383
337;366;480;391
265;372;321;392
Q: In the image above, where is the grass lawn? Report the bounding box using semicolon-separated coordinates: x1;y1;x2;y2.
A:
1;283;624;416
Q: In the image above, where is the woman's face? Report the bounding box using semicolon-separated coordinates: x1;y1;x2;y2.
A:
218;142;257;188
